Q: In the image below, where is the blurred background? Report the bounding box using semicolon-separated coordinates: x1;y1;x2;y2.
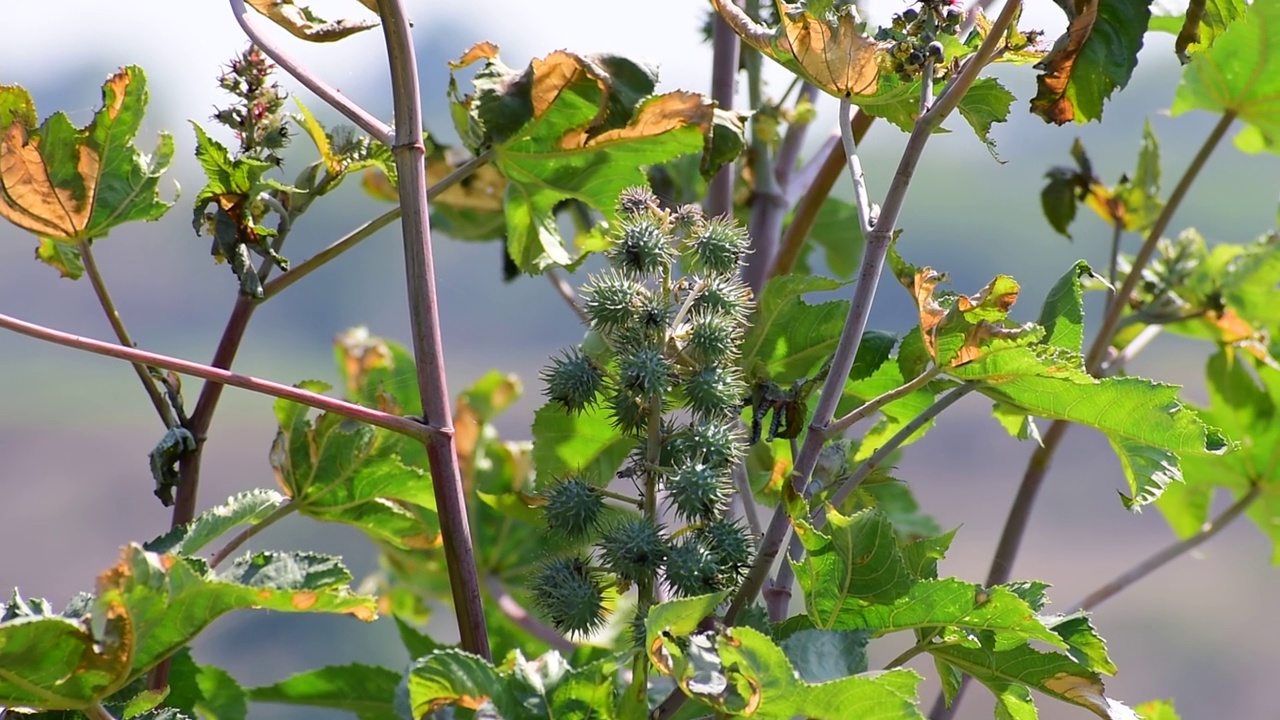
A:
1;1;1277;718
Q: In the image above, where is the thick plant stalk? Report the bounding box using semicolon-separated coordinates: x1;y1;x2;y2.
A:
704;6;742;219
375;0;490;659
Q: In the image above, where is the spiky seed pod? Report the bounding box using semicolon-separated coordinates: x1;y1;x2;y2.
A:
607;385;654;435
542;476;606;539
540;348;604;414
697;518;754;585
664;536;723;597
618;347;674;401
688;216;750;275
530;556;607;635
617;186;661;218
674;419;746;470
635;290;675;340
665;462;731;523
682;365;746;419
582;270;643;335
687;275;753;322
684;311;742;365
608;216;675;278
671;204;706;239
598;517;667;584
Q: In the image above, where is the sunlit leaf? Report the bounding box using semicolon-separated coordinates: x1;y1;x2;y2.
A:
532;401;633;489
1134;698;1180;720
0;67;174;278
794;507;914;628
1031;0;1151;124
741;274;850;383
1149;0;1247;62
144;489;288;556
1172;0;1280;153
247;664;401;720
405;649;616;720
272;380;439;551
245;0;377;41
780;629;869;683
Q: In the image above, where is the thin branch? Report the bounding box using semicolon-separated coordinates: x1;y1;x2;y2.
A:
86;704;117;720
484;575;576;654
770;111;875;278
883;635;937;670
1107;219;1123;307
228;0;393;145
825;382;978;515
732;460;763;538
705;5;742;220
263;207;402;298
828;366;940;437
0;312;437;439
208;500;299;568
546;268;589;324
920;64;936;115
376;0;490;660
838;98;875;238
79;240;179;429
1084;111;1236;372
1102;324;1162;376
1075;484;1262;611
764;531;803;621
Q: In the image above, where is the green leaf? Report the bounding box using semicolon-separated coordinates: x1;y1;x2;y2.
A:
1150;0;1247;62
1164;351;1280;561
796;197;865;279
192;663;246;720
795;507;914;628
1112;121;1164;231
780;629;870;682
1134;698;1180;720
957;78;1015;159
405;649;513;718
742;274;851;383
405;649;615;720
1172;0;1280;153
863;482;943;543
1037;261;1093;354
821;579;1066;650
993;683;1039;720
532;401;632;488
0;67;174;277
334;328;422;416
1031;0;1152;124
929;643;1137;720
247;664;400;720
645;592;731;644
144;489;288;555
1046;613;1117;675
953;345;1228;508
842;359;940;461
900;529;956;581
394;615;444;661
451;46;712;272
1041;169;1081;239
0;610;128;709
272;381;439;550
653;624;925;720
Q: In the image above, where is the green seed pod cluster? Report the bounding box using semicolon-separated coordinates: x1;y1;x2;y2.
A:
875;0;962;82
532;186;757;637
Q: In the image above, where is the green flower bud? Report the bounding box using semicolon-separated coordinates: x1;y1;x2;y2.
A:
608;215;674;278
682;364;746;419
599;517;668;583
541;348;604;414
542;475;605;539
688;216;750;274
664;536;722;597
531;555;607;635
665;462;731;523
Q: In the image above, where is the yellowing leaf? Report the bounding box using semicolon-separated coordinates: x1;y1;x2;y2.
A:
246;0;377;41
711;0;883;98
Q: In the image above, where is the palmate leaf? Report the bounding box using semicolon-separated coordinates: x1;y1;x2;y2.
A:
531;401;632;489
741;274;851;383
0;546;374;710
929;642;1137;720
649;619;924;720
405;649;618;720
449;44;719;273
794;507;914;629
247;663;401;720
1031;0;1151;124
0;66;174;278
271;381;439;551
1172;0;1280;153
1158;351;1280;562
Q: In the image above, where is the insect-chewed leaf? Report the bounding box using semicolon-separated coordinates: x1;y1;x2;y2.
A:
245;0;378;41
